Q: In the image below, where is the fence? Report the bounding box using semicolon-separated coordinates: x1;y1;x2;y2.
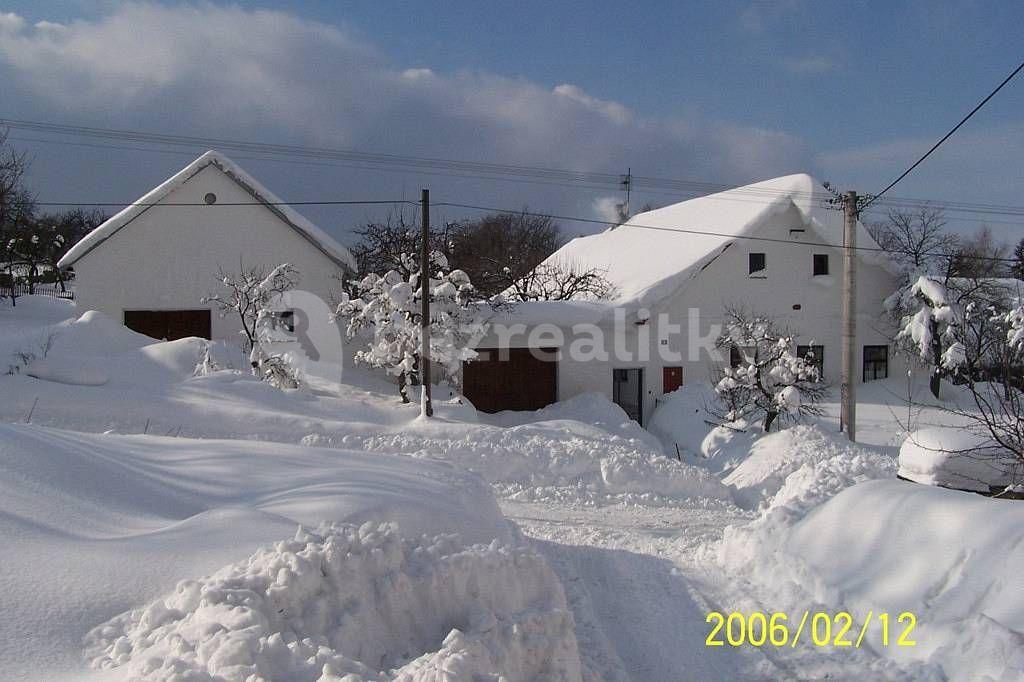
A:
5;284;75;301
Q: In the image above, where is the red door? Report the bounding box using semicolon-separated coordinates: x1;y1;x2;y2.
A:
663;366;683;393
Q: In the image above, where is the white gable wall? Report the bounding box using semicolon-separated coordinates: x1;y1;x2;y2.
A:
72;164;348;344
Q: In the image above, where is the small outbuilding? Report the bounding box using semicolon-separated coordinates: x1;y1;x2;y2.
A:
58;150;356;342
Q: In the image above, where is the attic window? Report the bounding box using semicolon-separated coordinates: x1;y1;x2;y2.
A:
748;252;766;275
204;192;217;205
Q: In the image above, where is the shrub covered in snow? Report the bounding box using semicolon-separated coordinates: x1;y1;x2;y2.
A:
898;427;1019;492
86;522;583;681
336;252;486;403
711;307;826;432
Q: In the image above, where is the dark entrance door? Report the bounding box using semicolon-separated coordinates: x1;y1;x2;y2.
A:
124;309;212;341
462;347;558;413
613;368;644;424
663;366;683;393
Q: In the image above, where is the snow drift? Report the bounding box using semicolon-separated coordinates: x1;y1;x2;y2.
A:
898;426;1019;492
304;416;732;505
721;481;1024;680
0;423;513;679
722;423;895;509
86;522;582;681
713;423;1024;680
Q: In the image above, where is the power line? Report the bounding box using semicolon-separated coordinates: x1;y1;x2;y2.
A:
7;116;1024;220
862;58;1024;211
34;199;416;208
433;200;1020;264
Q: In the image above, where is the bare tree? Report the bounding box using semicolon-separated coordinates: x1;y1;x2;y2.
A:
448;209;563;297
868;205;959;277
951;225;1009;278
503;260;616;302
203;263;300;350
348;210;454;280
0;131;34;303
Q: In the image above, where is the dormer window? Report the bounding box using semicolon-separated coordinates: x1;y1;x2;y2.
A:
749;252;766;275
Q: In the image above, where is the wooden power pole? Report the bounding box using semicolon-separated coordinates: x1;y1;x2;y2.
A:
840;190;858;441
419;188;433;417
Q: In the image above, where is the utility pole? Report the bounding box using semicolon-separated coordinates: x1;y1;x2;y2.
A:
616;167;632;224
419;188;433;417
840;190;858;441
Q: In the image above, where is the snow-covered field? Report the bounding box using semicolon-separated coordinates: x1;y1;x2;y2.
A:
2;296;1022;680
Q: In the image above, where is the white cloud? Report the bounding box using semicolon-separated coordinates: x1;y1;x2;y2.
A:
0;2;812;234
0;12;25;33
782;55;835;74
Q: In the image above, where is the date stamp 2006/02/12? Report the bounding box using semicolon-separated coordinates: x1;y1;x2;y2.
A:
705;611;917;649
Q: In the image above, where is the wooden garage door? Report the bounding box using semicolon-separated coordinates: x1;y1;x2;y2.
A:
463;347;557;413
124;310;212;341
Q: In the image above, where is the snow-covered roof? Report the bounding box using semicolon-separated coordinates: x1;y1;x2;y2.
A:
539;173;890;308
57;151;357;272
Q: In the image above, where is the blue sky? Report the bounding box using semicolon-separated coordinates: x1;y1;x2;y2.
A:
1;1;1021;243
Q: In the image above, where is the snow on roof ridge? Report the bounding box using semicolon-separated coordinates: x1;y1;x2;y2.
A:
57;150;357;272
538;172;890;309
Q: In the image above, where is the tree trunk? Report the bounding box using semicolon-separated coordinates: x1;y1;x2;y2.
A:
398;373;410;403
763;410;779;432
929;319;943;399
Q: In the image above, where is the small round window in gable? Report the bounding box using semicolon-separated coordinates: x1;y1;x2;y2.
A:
204;192;217;205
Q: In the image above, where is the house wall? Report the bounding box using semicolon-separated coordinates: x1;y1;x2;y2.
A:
468;204;907;424
71;164;350;352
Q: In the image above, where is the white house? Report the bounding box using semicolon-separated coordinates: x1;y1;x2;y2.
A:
58;151;356;343
463;174;905;423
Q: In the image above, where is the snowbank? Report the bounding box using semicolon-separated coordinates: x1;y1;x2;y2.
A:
86;522;582;681
483;391;664;453
305;418;732;505
713;423;1024;679
722;424;895;509
898;427;1019;492
646;383;717;457
721;481;1024;680
0;423;512;679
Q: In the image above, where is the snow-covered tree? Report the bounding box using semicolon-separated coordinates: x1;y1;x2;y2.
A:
335;252;486;403
886;276;960;399
886;275;1017;399
203;263;301;388
711;308;827;432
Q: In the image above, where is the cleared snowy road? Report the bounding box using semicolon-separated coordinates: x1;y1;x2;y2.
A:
502;500;776;681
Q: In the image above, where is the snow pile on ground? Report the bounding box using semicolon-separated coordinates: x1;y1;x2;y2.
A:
0;423;512;679
898;426;1020;492
86;522;582;681
485;391;664;453
647;383;762;476
721;481;1024;680
305;419;732;505
714;428;896;573
711;421;1024;680
20;310;246;388
646;383;717;457
722;424;895;509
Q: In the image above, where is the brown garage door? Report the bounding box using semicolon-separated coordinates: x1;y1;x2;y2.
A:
124;310;212;341
463;347;557;413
